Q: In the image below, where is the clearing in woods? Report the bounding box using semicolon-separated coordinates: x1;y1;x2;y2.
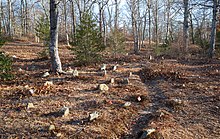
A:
0;40;220;138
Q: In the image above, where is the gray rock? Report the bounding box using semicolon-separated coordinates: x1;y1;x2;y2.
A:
12;55;17;58
99;84;109;91
73;68;79;77
149;55;153;60
101;64;107;71
112;65;117;71
42;72;50;78
139;128;156;139
103;70;107;77
18;68;23;72
49;125;55;131
27;103;34;109
110;78;114;84
59;106;69;117
89;111;99;121
123;102;131;107
29;89;35;96
44;81;53;86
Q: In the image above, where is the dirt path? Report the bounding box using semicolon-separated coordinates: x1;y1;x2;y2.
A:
0;41;220;138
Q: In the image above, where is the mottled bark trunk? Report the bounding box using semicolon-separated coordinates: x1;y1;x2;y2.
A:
183;0;189;52
189;13;195;44
154;0;158;46
114;0;119;29
131;0;139;54
209;0;218;58
148;0;151;47
49;0;62;73
7;0;12;36
70;1;76;41
63;0;70;46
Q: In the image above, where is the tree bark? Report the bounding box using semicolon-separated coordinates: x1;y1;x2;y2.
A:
147;0;151;47
49;0;62;73
63;0;70;46
153;0;158;46
189;12;195;44
209;0;219;58
183;0;189;52
7;0;12;36
70;0;76;41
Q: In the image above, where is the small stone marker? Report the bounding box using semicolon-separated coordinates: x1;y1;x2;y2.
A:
44;81;53;86
140;128;156;139
12;55;17;58
89;111;99;121
101;64;106;71
59;106;69;117
73;68;79;77
110;78;114;84
18;68;23;72
56;133;62;137
27;103;34;109
129;72;132;77
103;70;107;77
42;72;50;78
149;55;153;60
99;84;109;92
112;65;117;71
123;102;131;107
49;125;55;131
137;96;141;102
29;89;35;96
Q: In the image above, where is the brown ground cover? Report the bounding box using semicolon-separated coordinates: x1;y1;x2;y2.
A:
0;41;220;138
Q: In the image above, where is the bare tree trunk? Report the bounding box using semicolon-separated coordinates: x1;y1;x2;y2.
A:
7;0;12;36
189;12;195;44
209;0;219;58
24;0;28;34
114;0;119;29
165;0;171;44
1;1;6;34
63;0;70;46
154;0;158;46
0;0;1;34
70;0;76;41
141;13;147;48
49;0;62;73
147;0;151;47
131;0;139;54
183;0;189;52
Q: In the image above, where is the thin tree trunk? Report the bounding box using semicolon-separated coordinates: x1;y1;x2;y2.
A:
183;0;189;52
148;0;151;47
114;0;118;29
0;0;1;34
209;0;218;58
155;0;158;46
142;13;147;48
7;0;12;36
165;0;171;44
131;0;139;54
63;0;70;46
49;0;62;73
189;12;195;44
24;0;28;35
70;1;76;41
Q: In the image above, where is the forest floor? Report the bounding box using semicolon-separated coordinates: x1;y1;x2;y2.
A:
0;40;220;139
